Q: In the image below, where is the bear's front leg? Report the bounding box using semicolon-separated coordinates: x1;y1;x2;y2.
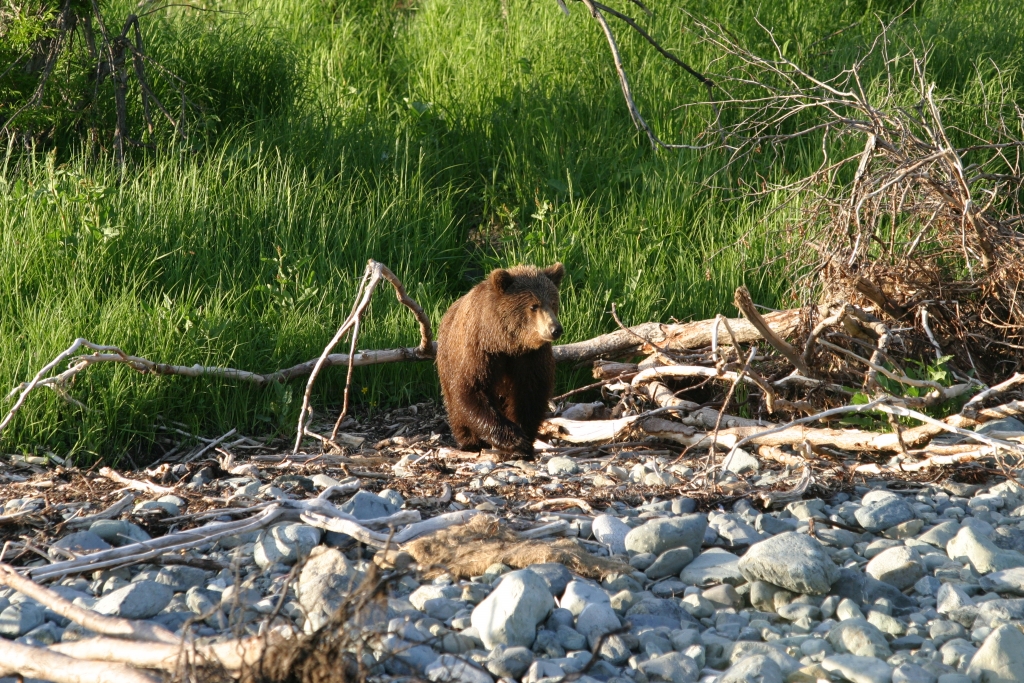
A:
452;385;533;455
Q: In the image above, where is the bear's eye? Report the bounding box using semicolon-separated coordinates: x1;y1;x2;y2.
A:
530;304;540;311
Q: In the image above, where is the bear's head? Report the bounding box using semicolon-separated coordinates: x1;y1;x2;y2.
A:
488;263;565;351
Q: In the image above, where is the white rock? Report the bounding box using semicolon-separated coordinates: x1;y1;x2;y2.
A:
719;655;783;683
592;515;631;555
865;546;924;590
822;654;894;683
575;602;621;647
561;580;610;616
297;546;359;631
738;532;839;594
947;526;1024;574
471;569;553;649
426;655;494;683
965;623;1024;683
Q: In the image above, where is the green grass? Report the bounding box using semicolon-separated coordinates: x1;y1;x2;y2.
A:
1;0;1023;462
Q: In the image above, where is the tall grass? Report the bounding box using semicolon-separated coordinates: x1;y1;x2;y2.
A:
1;0;1022;461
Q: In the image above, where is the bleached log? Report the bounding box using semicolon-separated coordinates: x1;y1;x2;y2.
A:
0;639;159;683
31;505;286;580
98;468;174;495
0;564;178;644
49;635;267;671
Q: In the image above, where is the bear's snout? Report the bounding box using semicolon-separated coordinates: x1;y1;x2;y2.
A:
549;322;563;341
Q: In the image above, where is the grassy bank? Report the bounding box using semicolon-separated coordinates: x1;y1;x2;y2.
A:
1;0;1022;461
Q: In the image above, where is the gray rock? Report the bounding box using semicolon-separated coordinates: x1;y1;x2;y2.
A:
89;520;151;546
727;642;802;676
340;490;398;520
855;498;916;532
673;498;697;515
679;548;744;586
379;635;439;675
425;655;494;683
254;523;321;568
787;499;826;521
919;520;961;548
738;532;839;595
522;660;565;683
992;527;1024;554
625;597;698;630
556;625;587;650
710;514;765;547
937;583;975;614
575;602;621;647
821;654;894;683
892;663;937;683
547;456;579;477
561;580;610;616
526;563;573;597
719;655;783;683
865;545;924;590
637;652;700;683
624;515;708;557
154;565;207;592
645;548;694;580
980;567;1024;595
947;526;1024;573
830;567;918;614
756;514;798;535
93;580;172;619
722;449;760;474
976;417;1024;434
816;528;858;548
486;645;534;679
297;546;358;631
942;639;978;670
378;488;404;508
471;569;553;649
598;634;631;664
965;624;1024;683
929;621;967;647
975;598;1024;629
914;576;941;596
630;552;657;570
826;618;892;659
0;602;44;637
49;531;110;559
592;515;632;556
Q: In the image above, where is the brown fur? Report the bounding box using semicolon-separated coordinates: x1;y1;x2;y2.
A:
404;515;630;579
436;263;565;456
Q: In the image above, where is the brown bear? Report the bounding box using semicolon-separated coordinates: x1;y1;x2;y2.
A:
436;263;565;456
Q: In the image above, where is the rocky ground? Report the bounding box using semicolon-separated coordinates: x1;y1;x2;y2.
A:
3;408;1024;683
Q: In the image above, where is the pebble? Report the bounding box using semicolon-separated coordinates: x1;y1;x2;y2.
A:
471;569;553;649
546;456;578;477
297;546;359;631
947;526;1024;573
855;497;916;532
93;580;173;619
89;520;151;546
864;545;925;589
720;655;783;683
679;547;744;586
624;515;708;557
425;654;494;683
826;618;892;659
643;547;694;580
253;522;321;568
592;515;631;555
738;531;839;594
966;623;1024;681
821;654;894;683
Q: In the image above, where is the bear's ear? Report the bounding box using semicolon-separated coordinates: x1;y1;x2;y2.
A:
543;262;565;287
490;268;514;293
